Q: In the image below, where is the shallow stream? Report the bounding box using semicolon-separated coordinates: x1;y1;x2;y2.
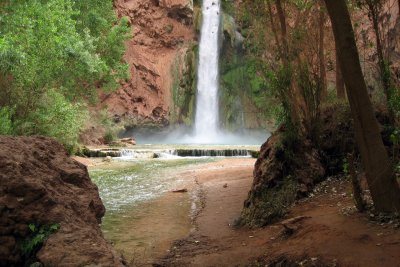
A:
89;157;213;264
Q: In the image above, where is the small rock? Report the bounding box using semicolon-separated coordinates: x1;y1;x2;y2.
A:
223;183;228;188
103;156;112;162
120;137;136;145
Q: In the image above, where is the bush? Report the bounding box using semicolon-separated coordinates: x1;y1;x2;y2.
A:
0;0;130;151
24;89;88;153
100;109;121;144
0;106;14;135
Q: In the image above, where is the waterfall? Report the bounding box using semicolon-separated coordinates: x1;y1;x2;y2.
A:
194;0;221;143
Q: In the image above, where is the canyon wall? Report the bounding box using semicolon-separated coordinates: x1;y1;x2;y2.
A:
101;0;269;132
103;0;196;128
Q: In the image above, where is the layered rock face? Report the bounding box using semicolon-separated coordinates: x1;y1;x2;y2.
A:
0;136;125;266
105;0;195;127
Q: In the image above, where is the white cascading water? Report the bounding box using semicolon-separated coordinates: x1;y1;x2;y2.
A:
194;0;221;143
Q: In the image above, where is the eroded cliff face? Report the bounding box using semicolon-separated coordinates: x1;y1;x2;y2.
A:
104;0;195;127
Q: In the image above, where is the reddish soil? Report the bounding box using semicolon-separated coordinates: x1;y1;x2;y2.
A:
156;158;400;267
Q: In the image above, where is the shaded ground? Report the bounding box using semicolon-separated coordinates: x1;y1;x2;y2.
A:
155;158;400;267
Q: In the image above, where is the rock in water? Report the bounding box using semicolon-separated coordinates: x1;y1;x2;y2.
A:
0;136;126;266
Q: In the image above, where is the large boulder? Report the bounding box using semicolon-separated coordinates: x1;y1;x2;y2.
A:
240;127;325;227
0;136;126;266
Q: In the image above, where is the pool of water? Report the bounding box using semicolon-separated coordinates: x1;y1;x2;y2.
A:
89;157;213;263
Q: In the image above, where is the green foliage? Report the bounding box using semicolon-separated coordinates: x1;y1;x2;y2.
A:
298;63;322;129
22;223;60;256
170;44;197;125
0;0;130;150
266;65;293;127
99;109;122;144
103;130;116;144
220;52;268;128
221;0;234;15
239;175;298;227
390;129;400;146
388;82;400;119
0;106;14;135
21;89;87;153
342;158;350;177
291;0;314;10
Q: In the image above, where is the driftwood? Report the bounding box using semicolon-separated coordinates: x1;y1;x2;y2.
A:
172;188;188;193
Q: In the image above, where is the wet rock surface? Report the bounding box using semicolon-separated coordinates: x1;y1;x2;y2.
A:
0;136;125;266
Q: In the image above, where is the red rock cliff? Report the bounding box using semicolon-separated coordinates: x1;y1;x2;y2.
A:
103;0;195;127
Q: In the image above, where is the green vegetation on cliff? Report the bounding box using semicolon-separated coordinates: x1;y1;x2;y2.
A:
170;43;198;126
219;6;279;130
0;0;129;152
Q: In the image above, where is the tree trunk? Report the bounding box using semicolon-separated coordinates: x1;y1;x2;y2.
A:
274;0;312;137
275;0;289;61
319;2;328;99
324;0;400;212
348;154;366;212
266;0;282;58
335;43;346;99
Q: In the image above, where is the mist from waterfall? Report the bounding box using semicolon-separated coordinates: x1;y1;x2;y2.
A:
193;0;221;143
122;0;270;145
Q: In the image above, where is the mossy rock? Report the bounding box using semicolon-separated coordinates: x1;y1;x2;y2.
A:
170;43;198;125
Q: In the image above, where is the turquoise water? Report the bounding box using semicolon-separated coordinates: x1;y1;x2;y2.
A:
89;158;212;213
89;158;214;262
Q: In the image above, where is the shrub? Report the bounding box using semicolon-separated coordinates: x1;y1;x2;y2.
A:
0;106;14;135
24;89;88;153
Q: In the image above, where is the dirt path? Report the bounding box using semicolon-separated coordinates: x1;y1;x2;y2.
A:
155;158;400;267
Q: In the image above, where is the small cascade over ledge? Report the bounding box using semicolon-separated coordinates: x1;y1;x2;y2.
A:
193;0;221;143
83;146;256;159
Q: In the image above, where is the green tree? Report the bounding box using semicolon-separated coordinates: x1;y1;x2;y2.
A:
0;0;130;151
325;0;400;212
